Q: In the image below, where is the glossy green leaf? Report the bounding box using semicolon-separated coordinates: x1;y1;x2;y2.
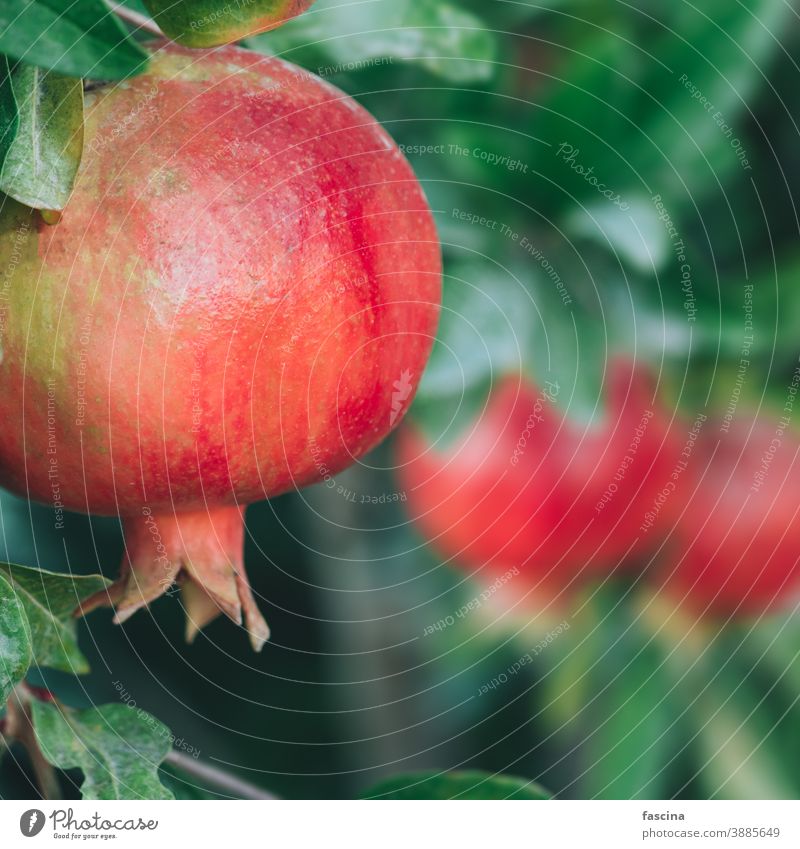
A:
0;573;31;707
0;64;84;211
0;563;109;675
32;700;175;800
0;1;148;80
0;57;19;173
250;0;497;83
363;770;550;800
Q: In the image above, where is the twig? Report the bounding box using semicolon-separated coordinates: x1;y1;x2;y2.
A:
165;750;278;800
109;3;164;37
5;687;61;800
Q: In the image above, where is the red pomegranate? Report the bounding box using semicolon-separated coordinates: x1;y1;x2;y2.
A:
396;363;679;597
143;0;313;47
0;43;441;648
664;415;800;615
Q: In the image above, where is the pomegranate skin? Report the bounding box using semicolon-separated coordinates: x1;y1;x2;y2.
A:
0;43;440;643
665;417;800;616
396;364;679;593
0;43;440;517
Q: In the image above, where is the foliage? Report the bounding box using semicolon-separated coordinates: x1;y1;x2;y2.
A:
0;564;108;709
0;0;799;803
0;1;147;79
32;700;174;799
248;0;498;83
0;65;84;211
0;573;30;705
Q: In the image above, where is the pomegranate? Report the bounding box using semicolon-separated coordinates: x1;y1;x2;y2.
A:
0;43;441;648
664;415;800;615
143;0;314;47
396;363;679;597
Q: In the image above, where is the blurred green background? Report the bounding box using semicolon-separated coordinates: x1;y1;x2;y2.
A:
4;0;800;800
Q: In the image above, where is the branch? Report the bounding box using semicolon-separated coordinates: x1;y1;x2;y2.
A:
165;750;278;800
109;3;164;37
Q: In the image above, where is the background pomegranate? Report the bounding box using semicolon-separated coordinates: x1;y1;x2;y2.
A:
396;363;680;599
664;415;800;615
0;42;441;647
143;0;314;46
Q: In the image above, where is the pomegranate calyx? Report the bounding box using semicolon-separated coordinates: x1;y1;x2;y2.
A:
75;505;269;652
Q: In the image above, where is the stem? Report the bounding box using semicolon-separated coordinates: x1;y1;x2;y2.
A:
109;3;164;37
5;687;61;800
165;750;277;800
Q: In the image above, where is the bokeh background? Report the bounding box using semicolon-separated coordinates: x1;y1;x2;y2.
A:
4;0;800;799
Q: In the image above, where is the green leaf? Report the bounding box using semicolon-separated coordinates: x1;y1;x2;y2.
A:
541;584;679;799
686;659;797;800
580;587;677;799
565;194;671;274
0;64;84;211
143;0;313;48
0;563;109;675
529;0;790;217
363;770;550;800
0;57;19;173
0;1;148;80
249;0;497;83
31;700;175;800
638;594;800;799
633;0;787;200
0;573;31;706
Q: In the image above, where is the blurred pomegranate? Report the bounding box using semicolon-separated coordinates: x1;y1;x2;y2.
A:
665;415;800;615
396;362;680;597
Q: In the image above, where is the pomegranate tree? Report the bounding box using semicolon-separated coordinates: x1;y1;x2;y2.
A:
396;363;679;597
0;43;441;648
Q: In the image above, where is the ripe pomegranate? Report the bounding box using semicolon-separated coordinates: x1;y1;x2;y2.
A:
663;415;800;615
143;0;313;47
395;363;679;597
0;43;440;648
